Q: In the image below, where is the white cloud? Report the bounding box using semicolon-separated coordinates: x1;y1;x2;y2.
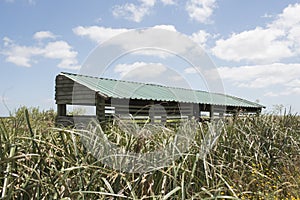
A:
212;3;300;64
160;0;176;5
261;13;273;19
184;67;198;74
73;25;178;44
73;25;178;58
288;26;300;54
73;25;180;58
73;26;129;43
265;87;300;97
112;0;156;22
208;63;300;97
33;31;56;40
111;0;177;22
212;27;293;63
186;63;300;97
1;40;43;67
73;25;211;60
1;33;80;69
3;37;14;47
285;79;300;87
4;0;35;4
185;0;216;24
140;0;156;7
269;3;300;30
189;30;210;48
44;41;76;58
43;41;80;69
153;24;177;32
114;62;167;78
216;63;300;87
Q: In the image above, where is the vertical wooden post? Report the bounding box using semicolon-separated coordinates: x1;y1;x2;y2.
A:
57;104;66;116
256;108;261;116
218;106;225;119
210;105;214;120
161;105;167;124
149;101;155;124
96;96;105;123
232;110;238;121
219;112;224;118
193;103;200;121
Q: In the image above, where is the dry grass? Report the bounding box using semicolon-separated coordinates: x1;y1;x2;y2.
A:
0;107;299;199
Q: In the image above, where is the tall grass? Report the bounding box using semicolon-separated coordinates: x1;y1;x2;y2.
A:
0;107;299;199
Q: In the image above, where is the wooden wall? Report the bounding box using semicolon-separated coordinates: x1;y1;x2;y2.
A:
111;99;197;120
55;75;97;105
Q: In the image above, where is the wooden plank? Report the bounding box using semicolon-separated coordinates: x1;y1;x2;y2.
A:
96;96;105;122
57;104;66;116
55;84;75;88
56;95;96;100
56;90;96;95
56;100;96;105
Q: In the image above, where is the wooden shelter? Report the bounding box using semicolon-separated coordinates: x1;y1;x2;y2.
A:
55;72;265;126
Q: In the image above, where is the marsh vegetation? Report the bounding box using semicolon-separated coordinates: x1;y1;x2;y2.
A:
0;107;299;199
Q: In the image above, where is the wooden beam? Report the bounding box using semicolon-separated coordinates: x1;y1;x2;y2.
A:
149;101;155;124
219;112;224;118
210;105;214;120
96;95;105;123
57;104;66;116
192;103;200;120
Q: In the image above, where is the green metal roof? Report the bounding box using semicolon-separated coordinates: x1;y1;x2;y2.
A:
60;72;265;109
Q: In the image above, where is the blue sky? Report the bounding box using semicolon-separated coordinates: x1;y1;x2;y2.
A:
1;0;300;116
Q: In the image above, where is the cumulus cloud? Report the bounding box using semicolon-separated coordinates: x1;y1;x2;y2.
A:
43;41;79;69
189;30;210;48
73;25;178;44
73;26;130;43
112;0;156;22
194;63;300;97
265;87;300;97
212;27;293;63
33;31;57;40
73;25;177;47
114;62;167;78
184;63;300;97
215;63;300;88
269;3;300;30
212;3;300;64
1;33;80;69
1;39;43;67
153;24;177;32
111;0;178;22
3;37;14;47
73;25;179;58
73;24;211;60
185;0;216;24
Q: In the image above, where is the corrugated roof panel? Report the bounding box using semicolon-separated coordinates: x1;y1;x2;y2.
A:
60;72;265;108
